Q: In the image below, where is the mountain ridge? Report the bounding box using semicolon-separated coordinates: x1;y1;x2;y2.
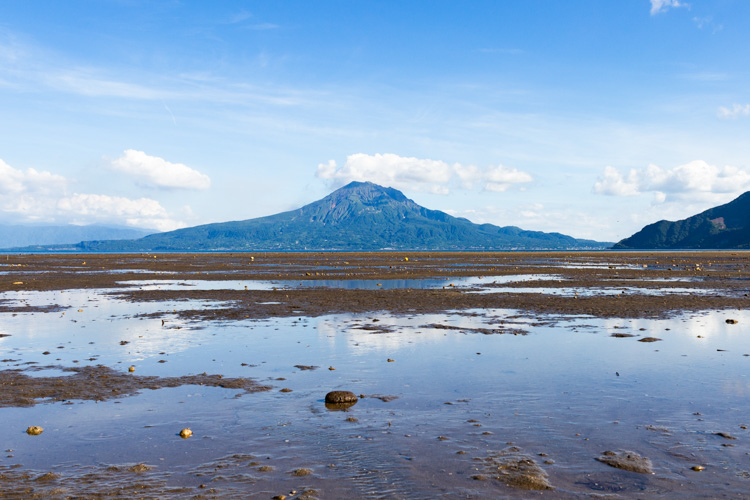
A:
614;191;750;249
18;182;610;252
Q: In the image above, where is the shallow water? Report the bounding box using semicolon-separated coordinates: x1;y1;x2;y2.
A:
1;286;750;498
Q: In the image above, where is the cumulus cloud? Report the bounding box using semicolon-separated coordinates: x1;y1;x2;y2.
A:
0;157;186;231
57;193;184;232
717;104;750;119
111;150;211;190
650;0;688;15
593;160;750;202
316;153;532;194
0;158;67;195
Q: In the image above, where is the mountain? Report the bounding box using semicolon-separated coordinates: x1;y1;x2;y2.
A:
37;182;609;252
0;224;154;249
614;191;750;249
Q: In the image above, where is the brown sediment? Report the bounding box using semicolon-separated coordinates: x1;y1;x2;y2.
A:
0;364;271;407
0;251;749;320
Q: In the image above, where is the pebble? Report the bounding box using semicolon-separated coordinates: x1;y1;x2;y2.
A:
179;428;193;439
26;426;44;436
325;390;358;404
691;465;706;471
726;319;738;324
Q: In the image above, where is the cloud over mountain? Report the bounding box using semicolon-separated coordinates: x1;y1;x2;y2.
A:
593;160;750;202
316;153;532;195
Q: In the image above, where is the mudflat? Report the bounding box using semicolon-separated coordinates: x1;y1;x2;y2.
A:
1;252;749;498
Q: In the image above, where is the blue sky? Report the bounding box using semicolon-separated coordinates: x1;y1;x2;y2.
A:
1;0;749;241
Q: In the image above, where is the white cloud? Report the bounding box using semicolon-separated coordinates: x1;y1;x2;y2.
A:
593;160;750;202
0;157;186;231
111;150;211;190
717;104;750;119
0;158;66;195
650;0;688;15
57;194;184;232
316;153;532;194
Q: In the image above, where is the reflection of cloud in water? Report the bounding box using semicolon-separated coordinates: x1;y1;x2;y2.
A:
602;310;750;342
0;288;224;362
314;310;524;354
720;378;750;398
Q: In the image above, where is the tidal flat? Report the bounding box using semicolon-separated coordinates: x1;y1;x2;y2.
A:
1;251;750;498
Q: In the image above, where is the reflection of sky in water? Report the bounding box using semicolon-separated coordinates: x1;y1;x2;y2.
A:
116;274;558;291
2;287;750;496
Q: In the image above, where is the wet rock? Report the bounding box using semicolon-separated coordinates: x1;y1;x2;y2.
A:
26;426;43;435
280;388;293;393
691;465;706;471
638;337;662;343
611;333;635;338
127;463;152;473
35;472;60;481
128;366;135;372
179;428;193;439
482;447;553;490
294;365;318;371
726;319;738;324
325;390;358;404
596;450;654;474
715;432;737;440
291;468;312;476
258;465;274;472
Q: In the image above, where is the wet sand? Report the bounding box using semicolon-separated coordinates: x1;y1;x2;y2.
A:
1;252;749;498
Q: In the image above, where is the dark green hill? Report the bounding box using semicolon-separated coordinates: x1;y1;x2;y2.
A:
41;182;608;251
614;191;750;249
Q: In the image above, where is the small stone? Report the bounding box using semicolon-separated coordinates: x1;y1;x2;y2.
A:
280;388;293;392
715;432;737;440
328;366;335;370
325;391;358;404
638;337;662;343
691;465;705;471
387;358;395;362
179;428;193;439
726;319;738;324
26;426;44;436
128;366;135;372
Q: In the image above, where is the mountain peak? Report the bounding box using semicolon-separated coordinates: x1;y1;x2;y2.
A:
328;181;410;204
66;182;609;251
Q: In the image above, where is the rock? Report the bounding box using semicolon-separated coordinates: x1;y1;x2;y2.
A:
726;319;738;324
179;428;193;439
638;337;662;343
325;391;358;404
26;426;44;436
128;366;135;372
596;450;654;474
483;447;553;490
691;465;706;471
715;432;737;440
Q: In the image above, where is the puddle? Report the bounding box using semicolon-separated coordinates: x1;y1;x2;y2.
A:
1;286;750;497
